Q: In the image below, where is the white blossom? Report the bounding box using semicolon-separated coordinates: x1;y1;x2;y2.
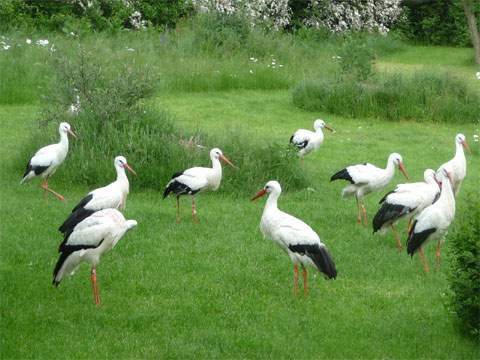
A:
26;38;32;44
129;10;147;30
305;0;402;34
476;72;480;80
36;39;49;46
189;0;291;30
68;95;81;116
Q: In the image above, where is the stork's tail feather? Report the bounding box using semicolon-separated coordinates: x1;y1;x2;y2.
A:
330;168;353;184
378;190;395;204
163;181;174;199
311;246;337;279
372;203;411;234
406;222;436;256
52;251;70;286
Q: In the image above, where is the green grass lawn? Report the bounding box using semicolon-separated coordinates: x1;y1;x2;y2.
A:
1;28;479;359
1;84;479;358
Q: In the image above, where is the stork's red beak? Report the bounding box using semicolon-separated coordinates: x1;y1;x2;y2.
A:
68;129;77;138
462;140;471;154
398;162;409;180
123;163;137;176
324;124;336;133
220;154;237;169
251;189;267;201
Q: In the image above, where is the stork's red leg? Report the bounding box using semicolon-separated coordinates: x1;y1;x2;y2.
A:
435;240;441;270
91;267;100;305
418;248;430;273
355;196;361;224
192;197;199;223
42;179;48;201
293;264;299;296
407;217;413;234
361;203;368;226
391;224;402;252
176;196;181;224
40;179;65;201
302;267;308;296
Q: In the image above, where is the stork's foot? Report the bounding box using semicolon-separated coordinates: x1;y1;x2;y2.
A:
40;184;65;201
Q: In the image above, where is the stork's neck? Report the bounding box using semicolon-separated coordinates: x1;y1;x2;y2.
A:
438;179;455;214
264;192;280;211
58;131;69;148
211;157;222;177
115;165;129;183
384;158;396;178
454;141;465;162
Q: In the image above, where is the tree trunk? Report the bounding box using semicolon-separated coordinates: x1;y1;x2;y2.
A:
460;0;480;65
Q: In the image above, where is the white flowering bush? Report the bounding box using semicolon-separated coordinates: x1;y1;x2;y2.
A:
189;0;291;30
304;0;403;34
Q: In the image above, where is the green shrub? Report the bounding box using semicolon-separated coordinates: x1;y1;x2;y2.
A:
448;191;480;338
18;47;308;194
292;71;480;123
337;36;375;81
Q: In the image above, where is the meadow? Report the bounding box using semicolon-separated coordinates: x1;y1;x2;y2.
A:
1;25;479;359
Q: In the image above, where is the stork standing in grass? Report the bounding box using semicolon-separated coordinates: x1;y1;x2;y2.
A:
372;169;440;251
53;209;137;305
290;119;335;163
252;181;337;295
330;153;409;226
437;133;470;196
58;156;136;239
20;122;76;201
406;168;455;273
163;148;236;223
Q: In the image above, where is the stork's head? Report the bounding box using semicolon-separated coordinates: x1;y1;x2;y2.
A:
59;122;77;138
455;133;471;153
389;153;409;180
251;180;281;201
423;169;439;186
437;167;454;188
114;155;137;175
210;148;236;168
314;119;335;133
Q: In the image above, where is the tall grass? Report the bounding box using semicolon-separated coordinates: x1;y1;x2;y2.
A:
292;71;480;123
1;15;410;104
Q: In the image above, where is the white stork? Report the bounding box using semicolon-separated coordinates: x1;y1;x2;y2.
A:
372;169;440;251
406;169;456;273
163;148;235;223
58;156;136;238
251;180;337;295
437;133;470;196
20;122;76;201
53;208;137;305
330;153;409;225
290;119;335;162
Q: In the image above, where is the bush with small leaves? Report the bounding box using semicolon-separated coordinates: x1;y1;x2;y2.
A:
448;192;480;339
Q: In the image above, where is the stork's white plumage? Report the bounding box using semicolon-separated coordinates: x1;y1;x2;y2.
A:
330;153;409;225
163;148;236;223
58;156;136;238
406;169;456;273
20;122;76;201
437;133;470;196
372;169;440;251
53;208;137;305
290;119;335;159
252;181;337;295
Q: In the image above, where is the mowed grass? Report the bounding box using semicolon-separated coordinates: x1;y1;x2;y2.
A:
1;89;479;359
